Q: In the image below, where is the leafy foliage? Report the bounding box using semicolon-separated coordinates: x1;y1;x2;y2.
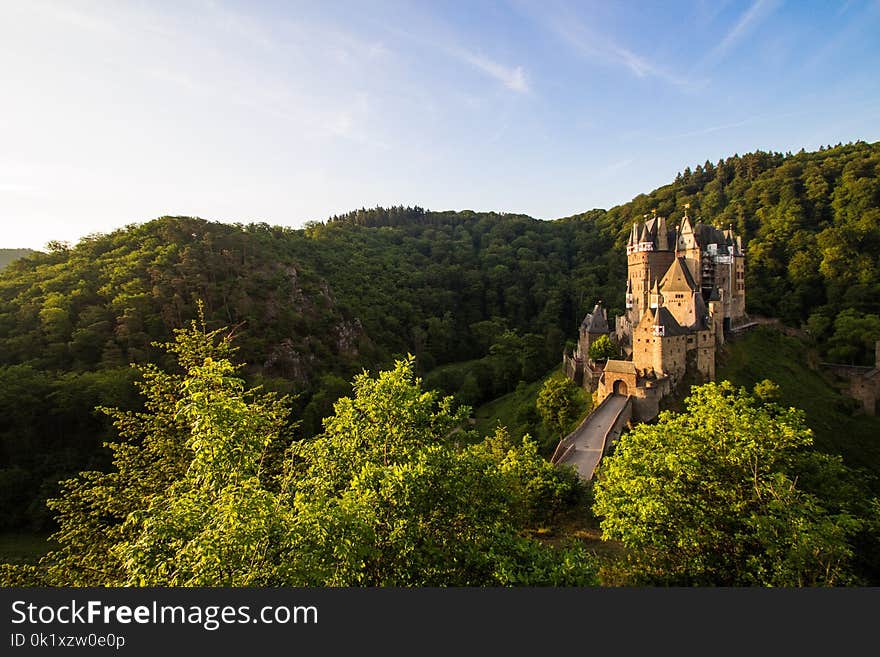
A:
593;381;874;586
536;376;583;438
284;356;594;585
23;326;595;586
0;211;619;529
588;334;618;361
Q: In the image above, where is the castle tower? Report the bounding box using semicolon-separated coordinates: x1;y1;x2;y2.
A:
626;218;675;328
731;231;746;322
655;216;669;251
632;302;688;384
577;301;610;361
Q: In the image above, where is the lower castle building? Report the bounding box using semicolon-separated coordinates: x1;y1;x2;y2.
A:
563;210;747;422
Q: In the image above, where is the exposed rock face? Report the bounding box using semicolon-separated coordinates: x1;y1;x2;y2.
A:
333;318;363;357
263;338;317;383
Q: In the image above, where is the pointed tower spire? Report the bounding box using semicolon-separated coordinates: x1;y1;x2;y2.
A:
678;212;695;252
628;223;640;253
649;278;661;309
656;215;668;251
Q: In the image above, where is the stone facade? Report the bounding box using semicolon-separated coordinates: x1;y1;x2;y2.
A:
565;211;747;422
562;302;610;394
821;340;880;416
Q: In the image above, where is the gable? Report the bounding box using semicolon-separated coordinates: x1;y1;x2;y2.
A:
660;257;697;293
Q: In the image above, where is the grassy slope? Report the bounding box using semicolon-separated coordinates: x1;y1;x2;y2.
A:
473;366;592;455
717;326;880;484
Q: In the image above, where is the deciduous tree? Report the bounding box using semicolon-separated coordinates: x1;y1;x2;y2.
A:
593;381;866;586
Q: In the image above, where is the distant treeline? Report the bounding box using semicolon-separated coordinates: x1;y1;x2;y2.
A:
0;249;36;270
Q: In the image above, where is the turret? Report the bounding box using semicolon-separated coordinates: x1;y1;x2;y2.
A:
677;214;696;251
627;223;638;254
638;223;653;251
656;216;668;251
677;212;701;284
649;279;661;309
651;305;665;337
577;301;611;362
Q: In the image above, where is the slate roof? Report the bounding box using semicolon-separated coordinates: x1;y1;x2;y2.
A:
603;359;637;374
660;257;698;293
653;307;689;336
581;302;610;334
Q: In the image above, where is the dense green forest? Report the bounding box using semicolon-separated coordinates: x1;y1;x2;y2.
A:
0;211;620;530
0;141;878;557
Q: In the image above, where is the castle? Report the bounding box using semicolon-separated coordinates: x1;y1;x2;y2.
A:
563;208;747;421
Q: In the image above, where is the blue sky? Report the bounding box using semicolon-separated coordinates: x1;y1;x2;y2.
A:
1;0;879;249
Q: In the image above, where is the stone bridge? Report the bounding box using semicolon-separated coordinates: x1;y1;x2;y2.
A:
550;393;632;480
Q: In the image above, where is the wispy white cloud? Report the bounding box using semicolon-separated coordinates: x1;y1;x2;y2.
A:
705;0;780;66
537;9;701;91
377;19;530;95
454;49;530;93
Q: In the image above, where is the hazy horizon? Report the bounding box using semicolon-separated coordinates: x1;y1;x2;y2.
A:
2;0;880;250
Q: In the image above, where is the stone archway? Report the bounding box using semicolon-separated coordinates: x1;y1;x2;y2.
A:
613;379;628;396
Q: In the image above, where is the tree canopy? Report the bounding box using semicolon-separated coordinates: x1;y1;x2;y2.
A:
536;376;584;439
593;381;874;586
588;334;618;361
23;323;595;587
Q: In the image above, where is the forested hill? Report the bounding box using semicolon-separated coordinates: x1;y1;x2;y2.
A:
1;140;878;531
0;211;622;529
0;211;622;379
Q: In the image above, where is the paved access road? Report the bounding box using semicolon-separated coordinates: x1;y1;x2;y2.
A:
557;394;628;480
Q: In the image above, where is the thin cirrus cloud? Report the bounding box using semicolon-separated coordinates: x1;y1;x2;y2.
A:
535;9;700;91
454;49;530;93
703;0;781;67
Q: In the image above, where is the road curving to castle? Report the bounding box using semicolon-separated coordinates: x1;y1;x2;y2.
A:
556;393;629;480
